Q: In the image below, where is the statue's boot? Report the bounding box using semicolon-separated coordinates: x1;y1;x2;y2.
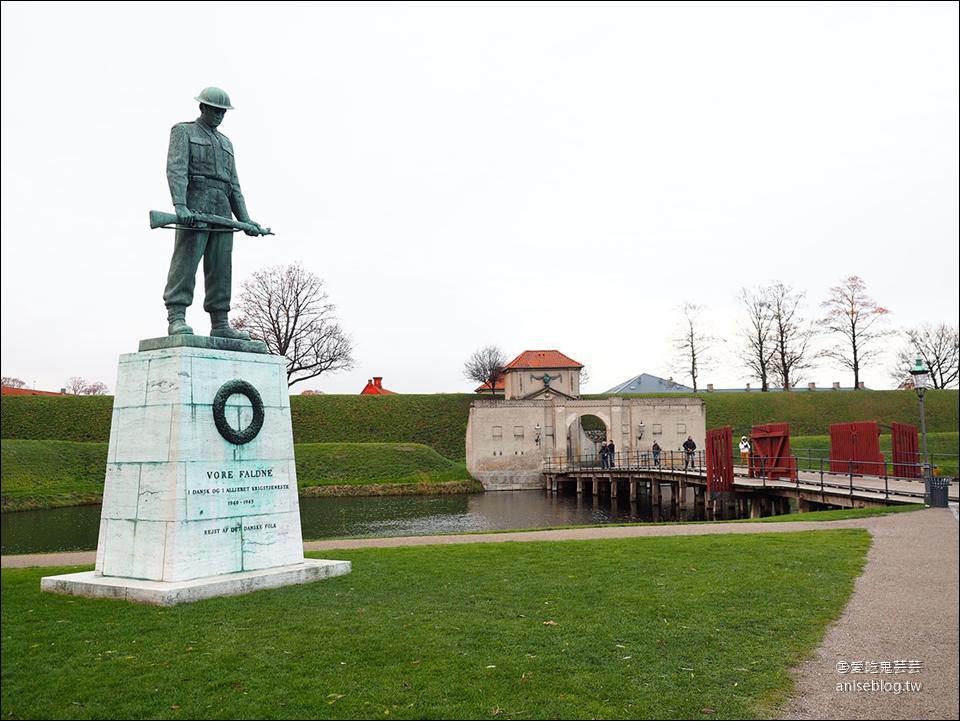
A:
210;312;250;340
167;305;194;335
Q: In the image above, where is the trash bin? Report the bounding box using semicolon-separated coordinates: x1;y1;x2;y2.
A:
928;477;951;508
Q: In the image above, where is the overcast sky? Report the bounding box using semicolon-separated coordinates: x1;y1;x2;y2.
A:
2;1;957;395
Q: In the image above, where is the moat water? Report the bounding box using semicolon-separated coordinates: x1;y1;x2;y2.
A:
1;488;704;556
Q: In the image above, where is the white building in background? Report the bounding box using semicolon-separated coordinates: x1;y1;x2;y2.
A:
466;351;705;490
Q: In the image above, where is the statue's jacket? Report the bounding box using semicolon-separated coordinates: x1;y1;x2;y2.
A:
166;118;251;223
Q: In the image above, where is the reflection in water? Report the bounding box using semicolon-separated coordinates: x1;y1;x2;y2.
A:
297;487;700;540
1;488;703;555
1;504;104;555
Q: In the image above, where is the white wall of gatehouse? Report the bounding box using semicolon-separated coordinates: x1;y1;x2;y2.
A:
466;396;706;490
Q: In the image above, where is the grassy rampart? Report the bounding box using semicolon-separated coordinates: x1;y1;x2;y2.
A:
1;393;476;462
0;439;478;512
2;390;955;510
3;389;957;454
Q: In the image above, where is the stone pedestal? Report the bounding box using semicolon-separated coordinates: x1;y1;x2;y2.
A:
41;336;350;605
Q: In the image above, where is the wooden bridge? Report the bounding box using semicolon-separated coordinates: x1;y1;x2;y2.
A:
542;450;958;520
544;422;956;520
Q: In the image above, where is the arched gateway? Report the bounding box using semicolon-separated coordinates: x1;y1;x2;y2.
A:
465;397;706;490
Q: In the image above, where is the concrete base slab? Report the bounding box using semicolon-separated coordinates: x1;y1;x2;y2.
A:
40;558;351;606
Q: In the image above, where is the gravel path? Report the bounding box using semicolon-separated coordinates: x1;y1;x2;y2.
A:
4;505;957;719
775;506;958;721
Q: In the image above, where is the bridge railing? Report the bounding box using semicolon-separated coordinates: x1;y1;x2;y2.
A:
543;449;704;473
543;452;955;503
746;454;952;502
544;451;957;479
790;448;958;479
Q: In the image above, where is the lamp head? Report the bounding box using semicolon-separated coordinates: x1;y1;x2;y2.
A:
909;357;930;395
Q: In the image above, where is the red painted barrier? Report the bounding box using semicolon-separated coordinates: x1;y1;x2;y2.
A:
706;427;734;492
891;422;920;478
830;421;883;476
751;423;797;481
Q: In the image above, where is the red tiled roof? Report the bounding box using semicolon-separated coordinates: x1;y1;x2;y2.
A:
502;350;583;370
1;387;65;396
474;374;504;393
360;377;397;395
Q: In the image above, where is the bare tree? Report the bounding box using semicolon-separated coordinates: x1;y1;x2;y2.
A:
65;376;87;395
735;286;776;391
1;376;27;388
232;263;356;388
820;275;892;390
463;345;508;395
63;377;110;395
82;381;110;396
673;302;716;393
767;281;818;391
578;365;592;392
890;322;959;390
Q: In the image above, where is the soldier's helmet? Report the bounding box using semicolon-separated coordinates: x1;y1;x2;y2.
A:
194;87;234;110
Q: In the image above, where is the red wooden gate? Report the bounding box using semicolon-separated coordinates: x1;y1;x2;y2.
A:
891;422;920;478
751;423;797;481
706;426;733;492
830;421;884;476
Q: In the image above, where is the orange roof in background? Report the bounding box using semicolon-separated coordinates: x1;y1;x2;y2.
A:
1;387;65;396
360;377;397;395
474;374;505;393
503;350;583;370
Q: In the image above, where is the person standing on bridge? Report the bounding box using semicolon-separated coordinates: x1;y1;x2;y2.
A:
652;441;661;468
739;435;751;466
607;440;616;468
600;441;609;469
682;435;697;471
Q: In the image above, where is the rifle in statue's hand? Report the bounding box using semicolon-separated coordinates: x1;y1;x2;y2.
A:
149;210;274;236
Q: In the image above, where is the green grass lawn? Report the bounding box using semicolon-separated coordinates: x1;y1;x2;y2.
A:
1;529;870;720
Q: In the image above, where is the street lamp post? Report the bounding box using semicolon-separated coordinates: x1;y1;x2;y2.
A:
909;357;933;500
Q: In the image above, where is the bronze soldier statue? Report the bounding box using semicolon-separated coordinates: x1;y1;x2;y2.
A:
162;87;267;338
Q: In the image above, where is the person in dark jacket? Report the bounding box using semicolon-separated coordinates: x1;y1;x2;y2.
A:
651;441;661;468
682;435;697;470
607;440;616;468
